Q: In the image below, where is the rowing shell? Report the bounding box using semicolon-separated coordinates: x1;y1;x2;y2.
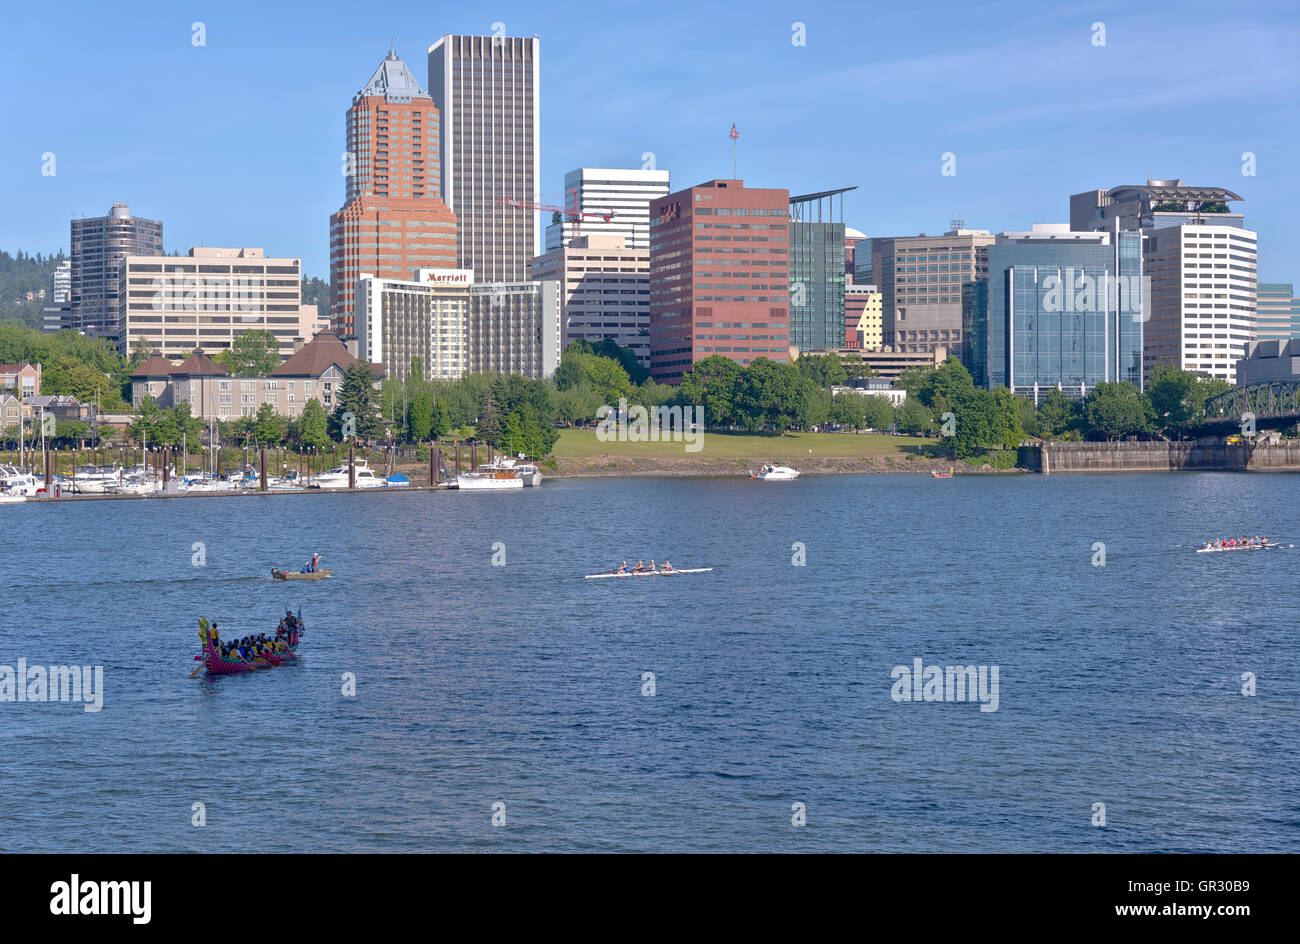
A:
1195;543;1281;554
585;568;714;579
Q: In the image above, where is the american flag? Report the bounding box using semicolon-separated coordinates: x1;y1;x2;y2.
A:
730;123;740;140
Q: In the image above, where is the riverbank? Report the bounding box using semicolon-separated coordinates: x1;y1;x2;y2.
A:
550;454;1020;477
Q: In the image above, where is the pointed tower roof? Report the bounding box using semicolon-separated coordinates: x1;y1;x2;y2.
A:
130;354;175;378
356;48;429;104
272;331;361;378
170;349;227;377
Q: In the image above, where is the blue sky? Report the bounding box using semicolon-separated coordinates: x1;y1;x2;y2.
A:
2;0;1297;280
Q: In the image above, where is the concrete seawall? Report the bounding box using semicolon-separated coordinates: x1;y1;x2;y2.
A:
1019;441;1300;473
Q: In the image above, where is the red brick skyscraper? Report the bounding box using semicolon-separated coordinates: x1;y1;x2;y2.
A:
648;179;790;383
329;48;458;338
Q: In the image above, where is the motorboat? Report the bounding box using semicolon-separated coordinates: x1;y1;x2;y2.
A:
456;457;539;490
307;459;383;489
0;468;41;496
749;464;800;481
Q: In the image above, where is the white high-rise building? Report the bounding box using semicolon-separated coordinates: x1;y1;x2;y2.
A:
1142;225;1257;384
428;34;541;283
544;168;671;252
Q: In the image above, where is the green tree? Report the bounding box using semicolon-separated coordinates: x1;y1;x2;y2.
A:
795;352;848;389
331;361;382;439
861;394;896;431
430;400;451;438
679;355;743;428
477;392;501;446
1036;389;1082;439
216;330;282;377
895;397;934;434
408;390;434;441
299;398;329;448
1083;382;1154;441
254;402;287;445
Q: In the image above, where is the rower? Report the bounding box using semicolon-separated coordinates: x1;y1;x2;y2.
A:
632;559;645;573
662;560;673;572
615;560;628;574
647;559;657;573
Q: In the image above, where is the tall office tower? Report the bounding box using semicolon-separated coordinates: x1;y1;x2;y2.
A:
873;228;994;354
70;202;163;337
429;34;540;282
543;168;671;252
963;224;1143;397
648;179;790;383
788;188;853;354
51;260;71;303
117;247;302;361
1142;224;1257;383
1070;179;1254;382
1255;283;1300;341
329;49;458;339
530;234;651;365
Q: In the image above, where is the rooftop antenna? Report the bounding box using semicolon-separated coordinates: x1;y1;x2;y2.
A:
950;217;965;231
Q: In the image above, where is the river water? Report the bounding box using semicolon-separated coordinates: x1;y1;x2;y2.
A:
1;473;1296;852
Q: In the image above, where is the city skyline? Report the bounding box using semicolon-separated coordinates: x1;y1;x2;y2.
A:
3;0;1297;283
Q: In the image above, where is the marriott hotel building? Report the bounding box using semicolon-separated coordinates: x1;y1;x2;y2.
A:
357;269;560;381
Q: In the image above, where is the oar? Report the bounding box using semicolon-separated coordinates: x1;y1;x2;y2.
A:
188;657;204;679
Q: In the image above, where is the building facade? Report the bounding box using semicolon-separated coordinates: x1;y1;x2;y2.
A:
1071;179;1255;383
467;281;561;378
648;179;791;383
429;34;540;283
874;229;994;355
117;247;302;361
543;168;671;252
52;260;71;304
1070;179;1246;233
963;225;1144;398
1141;224;1257;383
129;332;366;420
1255;282;1300;342
529;234;650;364
356;269;472;381
0;363;41;400
788;188;852;355
328;49;459;338
357;270;560;381
71;203;163;337
844;284;882;349
1237;338;1300;385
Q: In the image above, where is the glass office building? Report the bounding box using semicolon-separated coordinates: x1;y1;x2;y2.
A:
788;188;853;353
963;227;1143;398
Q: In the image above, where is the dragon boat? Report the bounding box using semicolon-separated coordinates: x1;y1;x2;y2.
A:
193;614;304;676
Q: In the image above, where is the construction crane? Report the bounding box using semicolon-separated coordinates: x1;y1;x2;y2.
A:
497;188;612;242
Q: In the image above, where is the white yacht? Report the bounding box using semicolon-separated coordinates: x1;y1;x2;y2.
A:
750;464;800;481
0;467;41;496
456;457;540;490
308;459;383;489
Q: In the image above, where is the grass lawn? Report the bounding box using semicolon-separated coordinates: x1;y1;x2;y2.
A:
552;427;930;460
